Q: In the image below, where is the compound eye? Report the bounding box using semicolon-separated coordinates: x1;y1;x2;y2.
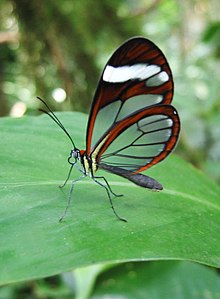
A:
71;150;78;159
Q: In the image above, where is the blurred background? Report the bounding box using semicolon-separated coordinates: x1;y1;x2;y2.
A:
0;0;220;297
1;0;220;183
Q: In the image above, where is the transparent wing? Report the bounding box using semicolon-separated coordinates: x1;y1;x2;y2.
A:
86;37;174;154
93;105;180;173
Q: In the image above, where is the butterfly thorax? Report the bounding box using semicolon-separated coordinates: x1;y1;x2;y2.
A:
81;150;98;175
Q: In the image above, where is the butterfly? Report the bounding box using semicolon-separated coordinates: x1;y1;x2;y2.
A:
38;37;180;222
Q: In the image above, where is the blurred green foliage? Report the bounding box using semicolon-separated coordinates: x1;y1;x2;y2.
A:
1;0;220;298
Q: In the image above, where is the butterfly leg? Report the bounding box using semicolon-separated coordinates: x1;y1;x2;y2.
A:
59;174;86;222
59;164;74;188
60;161;85;188
92;176;127;222
93;175;123;198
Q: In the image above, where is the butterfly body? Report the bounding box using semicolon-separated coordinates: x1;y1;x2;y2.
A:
68;147;163;190
38;37;180;221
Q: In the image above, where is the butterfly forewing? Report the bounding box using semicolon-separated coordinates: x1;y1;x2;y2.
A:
86;37;174;154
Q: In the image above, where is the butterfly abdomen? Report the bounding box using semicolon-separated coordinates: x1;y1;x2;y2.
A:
99;163;163;190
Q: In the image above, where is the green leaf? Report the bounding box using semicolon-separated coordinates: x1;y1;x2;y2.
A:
91;261;220;299
0;112;220;285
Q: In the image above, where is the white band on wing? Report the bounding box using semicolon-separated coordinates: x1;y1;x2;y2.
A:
103;63;162;83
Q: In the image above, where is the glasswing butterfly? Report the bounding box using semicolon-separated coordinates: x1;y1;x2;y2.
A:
38;37;180;222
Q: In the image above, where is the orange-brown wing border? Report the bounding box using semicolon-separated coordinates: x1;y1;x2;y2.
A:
93;105;180;173
86;37;174;154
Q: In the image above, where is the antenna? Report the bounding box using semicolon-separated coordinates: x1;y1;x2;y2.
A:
37;97;76;149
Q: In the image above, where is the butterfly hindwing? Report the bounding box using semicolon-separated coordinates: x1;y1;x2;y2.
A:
91;105;180;175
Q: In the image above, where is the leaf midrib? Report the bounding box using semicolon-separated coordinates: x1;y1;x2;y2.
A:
1;180;220;211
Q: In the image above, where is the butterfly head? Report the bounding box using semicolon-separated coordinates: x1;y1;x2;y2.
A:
68;148;80;165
